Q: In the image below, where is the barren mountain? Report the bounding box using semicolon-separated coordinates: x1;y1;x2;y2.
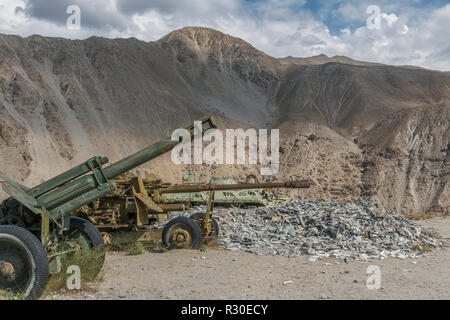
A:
0;26;448;214
281;54;385;67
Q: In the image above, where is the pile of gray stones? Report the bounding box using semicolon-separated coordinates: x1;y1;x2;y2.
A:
166;199;440;260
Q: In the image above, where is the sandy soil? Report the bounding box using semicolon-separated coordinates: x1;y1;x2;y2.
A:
46;217;450;300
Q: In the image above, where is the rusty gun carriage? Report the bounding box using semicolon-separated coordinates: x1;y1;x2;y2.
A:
75;173;311;249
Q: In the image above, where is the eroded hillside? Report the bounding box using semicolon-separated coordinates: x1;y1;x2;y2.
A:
0;26;448;214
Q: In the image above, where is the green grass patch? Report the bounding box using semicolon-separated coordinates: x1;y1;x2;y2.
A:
107;231;164;252
42;247;105;297
127;242;145;255
107;231;142;251
0;289;26;300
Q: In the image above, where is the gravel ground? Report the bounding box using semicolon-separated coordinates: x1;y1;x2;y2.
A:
46;217;450;300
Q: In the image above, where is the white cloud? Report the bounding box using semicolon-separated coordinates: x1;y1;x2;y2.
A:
381;13;398;27
0;0;449;71
0;0;28;34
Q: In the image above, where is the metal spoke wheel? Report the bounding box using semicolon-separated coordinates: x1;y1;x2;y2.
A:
162;217;202;249
0;225;48;300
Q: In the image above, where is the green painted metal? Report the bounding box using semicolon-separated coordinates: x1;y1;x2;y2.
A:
0;116;216;248
161;177;307;207
28;156;109;198
50;182;116;218
103;140;179;179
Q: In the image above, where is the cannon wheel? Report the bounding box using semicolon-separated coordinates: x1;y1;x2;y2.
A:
162;217;202;249
63;217;106;277
191;213;220;241
0;225;49;300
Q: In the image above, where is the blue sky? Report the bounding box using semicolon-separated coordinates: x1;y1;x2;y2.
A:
0;0;449;70
302;0;450;34
243;0;450;35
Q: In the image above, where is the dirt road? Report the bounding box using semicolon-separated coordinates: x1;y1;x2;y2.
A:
47;217;450;300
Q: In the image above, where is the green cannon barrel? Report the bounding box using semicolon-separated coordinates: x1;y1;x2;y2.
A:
102;116;215;181
28;156;109;198
103;139;178;180
35;117;216;216
34;140;180;211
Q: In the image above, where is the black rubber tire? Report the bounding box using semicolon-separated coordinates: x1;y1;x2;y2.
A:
162;217;203;250
191;213;220;239
0;225;49;300
68;217;106;277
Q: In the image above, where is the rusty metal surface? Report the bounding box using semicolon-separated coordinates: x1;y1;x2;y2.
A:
73;172;311;237
158;180;310;193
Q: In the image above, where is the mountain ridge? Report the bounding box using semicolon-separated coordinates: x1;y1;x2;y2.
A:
0;26;448;213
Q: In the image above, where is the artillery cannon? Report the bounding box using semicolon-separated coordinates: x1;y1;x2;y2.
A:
0;117;216;299
154;177;310;206
75;174;310;249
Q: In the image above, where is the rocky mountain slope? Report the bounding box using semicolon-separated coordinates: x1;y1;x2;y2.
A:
0;26;448;214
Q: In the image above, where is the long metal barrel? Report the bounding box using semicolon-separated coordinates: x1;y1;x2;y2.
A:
104;116;215;179
41;140;180;211
28;156;109;197
157;180;311;194
103;139;178;180
43;117;216;215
